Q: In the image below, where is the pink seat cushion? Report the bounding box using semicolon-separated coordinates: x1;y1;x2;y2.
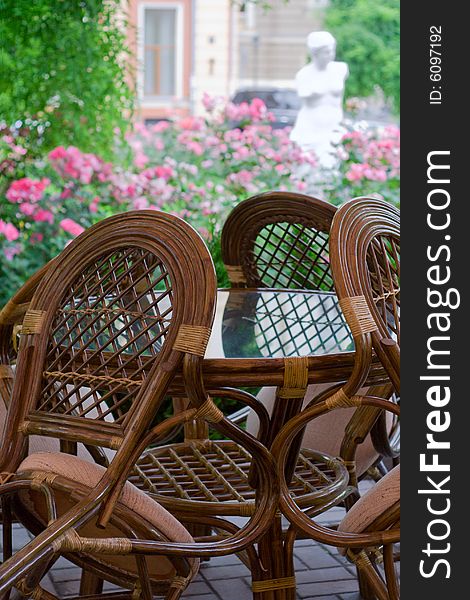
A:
338;464;400;534
247;384;393;476
17;452;199;581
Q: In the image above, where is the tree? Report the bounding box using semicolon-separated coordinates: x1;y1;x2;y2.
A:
0;0;134;158
325;0;400;111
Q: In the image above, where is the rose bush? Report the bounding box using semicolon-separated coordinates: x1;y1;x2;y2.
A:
329;123;400;207
1;96;399;305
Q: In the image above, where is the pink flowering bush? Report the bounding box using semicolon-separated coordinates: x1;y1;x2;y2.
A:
330;125;400;206
118;95;316;235
1;96;399;304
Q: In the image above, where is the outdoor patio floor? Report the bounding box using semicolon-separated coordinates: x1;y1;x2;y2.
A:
1;502;365;600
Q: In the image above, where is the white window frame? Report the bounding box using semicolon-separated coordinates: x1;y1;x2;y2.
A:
137;2;184;106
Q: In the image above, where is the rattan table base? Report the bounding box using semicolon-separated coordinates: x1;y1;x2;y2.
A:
129;440;348;516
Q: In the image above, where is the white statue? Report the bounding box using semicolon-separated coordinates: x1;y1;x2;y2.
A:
290;31;349;168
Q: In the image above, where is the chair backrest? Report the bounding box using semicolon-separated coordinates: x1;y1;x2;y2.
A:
330;197;400;392
0;211;216;472
221;191;336;290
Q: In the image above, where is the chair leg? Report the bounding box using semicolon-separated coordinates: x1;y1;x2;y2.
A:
383;544;399;600
357;565;378;600
79;569;104;595
0;497;13;600
354;551;389;600
166;576;190;600
15;580;59;599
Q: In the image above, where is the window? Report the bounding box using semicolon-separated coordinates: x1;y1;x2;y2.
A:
143;8;177;97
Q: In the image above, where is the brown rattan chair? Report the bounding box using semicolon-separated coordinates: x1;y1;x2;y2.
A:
272;197;401;600
0;211;278;599
221;190;395;480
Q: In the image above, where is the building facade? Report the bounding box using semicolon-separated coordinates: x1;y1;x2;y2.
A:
127;0;326;123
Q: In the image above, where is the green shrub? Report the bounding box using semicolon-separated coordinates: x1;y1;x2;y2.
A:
325;0;400;112
0;0;134;159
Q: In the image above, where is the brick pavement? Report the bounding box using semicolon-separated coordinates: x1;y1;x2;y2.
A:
1;502;366;599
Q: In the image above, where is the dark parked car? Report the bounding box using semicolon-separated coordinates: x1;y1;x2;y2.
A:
231;88;300;128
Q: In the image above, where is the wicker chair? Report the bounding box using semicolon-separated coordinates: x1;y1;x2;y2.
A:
221;190;395;481
0;211;278;599
272;197;401;600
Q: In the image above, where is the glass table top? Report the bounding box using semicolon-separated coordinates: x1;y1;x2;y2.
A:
205;289;354;360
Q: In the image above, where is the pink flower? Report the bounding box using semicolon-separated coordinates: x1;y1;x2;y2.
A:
3;244;21;261
233;146;251;160
19;202;36;216
154;166;174;180
49;146;107;183
34;209;54;224
60;218;85;237
0;220;20;242
186;141;204;156
151;121;170;133
249;97;267;120
13;145;27;156
154;138;165;151
6;177;50;203
345;163;366;182
202;92;217;112
133;196;149;210
133;152;149;169
178;116;203;131
48;146;68;160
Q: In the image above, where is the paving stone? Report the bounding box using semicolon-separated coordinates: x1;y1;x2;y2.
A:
49;565;82;583
295;538;315;547
200;563;250;580
295;546;342;569
202;554;244;567
296;567;356;584
294;555;310;571
51;556;78;570
37;576;57;595
48;578;80;597
183;579;214;596
182;596;219;600
209;576;252;599
10;527;33;550
302;596;341;600
297;580;359;598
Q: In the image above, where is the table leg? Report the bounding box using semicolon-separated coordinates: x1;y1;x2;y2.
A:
254;512;291;600
251;358;309;599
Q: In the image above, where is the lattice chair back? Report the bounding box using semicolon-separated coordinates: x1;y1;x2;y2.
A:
221;191;336;290
330;197;400;393
1;211;217;475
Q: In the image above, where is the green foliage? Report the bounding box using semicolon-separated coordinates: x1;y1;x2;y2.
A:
325;0;400;111
0;0;134;159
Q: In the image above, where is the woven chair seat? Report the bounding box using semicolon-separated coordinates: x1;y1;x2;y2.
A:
129;440;349;515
